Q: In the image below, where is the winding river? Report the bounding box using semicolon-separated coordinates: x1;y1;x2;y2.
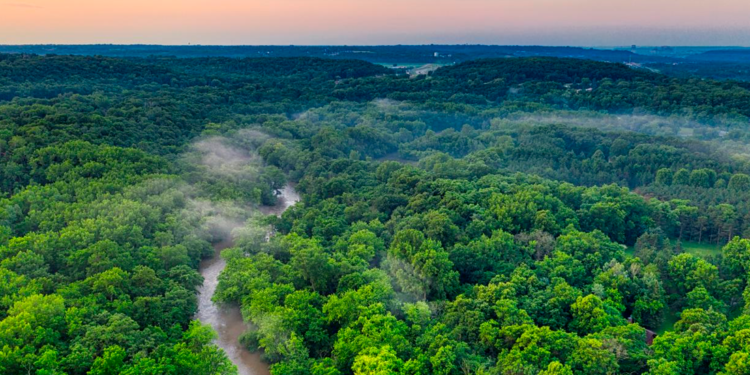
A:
195;184;300;375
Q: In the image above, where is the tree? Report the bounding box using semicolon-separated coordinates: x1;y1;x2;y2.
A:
711;204;738;244
430;345;457;375
672;201;698;241
286;234;334;294
352;346;404;375
685;286;724;311
723;237;750;279
89;346;127;375
581;202;627;243
655;169;673;186
0;294;66;374
729;174;750;191
723;352;750;375
646;359;681;375
539;361;574;375
673;169;690;186
689;169;712;188
386;230;458;300
667;253;719;299
569;295;610;335
569;338;619;375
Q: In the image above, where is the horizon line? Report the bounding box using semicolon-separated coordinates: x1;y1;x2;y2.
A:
1;43;749;49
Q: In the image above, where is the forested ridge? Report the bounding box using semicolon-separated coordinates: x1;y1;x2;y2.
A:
3;53;750;374
0;45;676;64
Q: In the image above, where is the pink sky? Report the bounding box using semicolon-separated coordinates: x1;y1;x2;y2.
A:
2;0;750;45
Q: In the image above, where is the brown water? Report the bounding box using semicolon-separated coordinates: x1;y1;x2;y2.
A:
195;184;300;375
259;184;300;216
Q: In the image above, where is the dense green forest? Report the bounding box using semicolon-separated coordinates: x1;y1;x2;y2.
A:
3;53;750;374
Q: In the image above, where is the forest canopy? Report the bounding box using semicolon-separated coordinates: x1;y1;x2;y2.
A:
2;53;750;374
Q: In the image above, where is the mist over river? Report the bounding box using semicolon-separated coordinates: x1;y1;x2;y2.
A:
195;184;300;375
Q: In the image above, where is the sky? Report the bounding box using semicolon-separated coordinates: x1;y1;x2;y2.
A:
2;0;750;46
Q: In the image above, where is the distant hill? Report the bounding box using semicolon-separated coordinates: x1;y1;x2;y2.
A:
0;44;675;64
434;57;657;84
688;49;750;62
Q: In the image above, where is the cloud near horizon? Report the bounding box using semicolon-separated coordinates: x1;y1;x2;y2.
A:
1;0;749;46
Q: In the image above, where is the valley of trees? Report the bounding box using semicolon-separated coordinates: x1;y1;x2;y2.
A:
3;53;750;374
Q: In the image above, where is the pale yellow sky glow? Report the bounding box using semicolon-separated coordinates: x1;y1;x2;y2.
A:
2;0;750;45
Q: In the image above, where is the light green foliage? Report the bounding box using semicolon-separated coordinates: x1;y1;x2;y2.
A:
539;361;574;375
569;295;611;335
569;338;619;375
385;230;459;300
352;346;403;375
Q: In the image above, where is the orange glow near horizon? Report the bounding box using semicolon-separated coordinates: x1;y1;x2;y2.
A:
2;0;750;46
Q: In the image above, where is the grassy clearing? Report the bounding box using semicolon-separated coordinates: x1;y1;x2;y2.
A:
656;310;680;335
679;240;722;258
624;241;721;259
624;245;635;257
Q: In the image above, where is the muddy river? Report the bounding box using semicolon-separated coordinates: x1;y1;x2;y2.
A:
195;184;300;375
